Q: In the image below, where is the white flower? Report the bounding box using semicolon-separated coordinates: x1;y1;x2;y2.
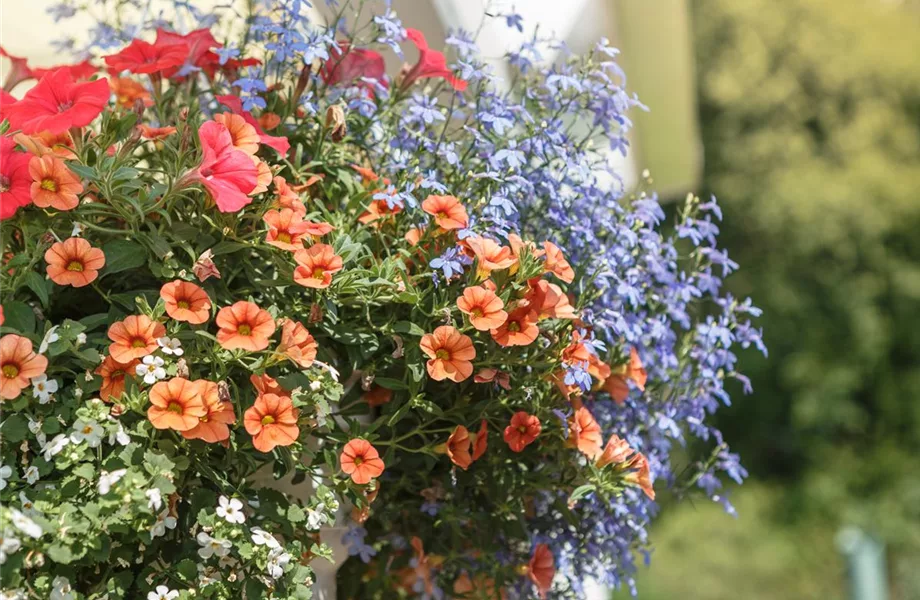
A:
70;222;84;237
50;576;73;600
216;496;245;524
146;585;178;600
197;563;222;586
70;419;104;448
27;418;46;447
31;375;58;404
145;488;163;511
196;532;231;559
250;527;280;549
107;422;131;446
306;504;329;530
41;435;69;461
0;466;11;491
157;336;183;356
75;333;87;345
0;588;25;600
266;547;291;579
149;509;177;540
19;493;37;517
73;387;83;398
9;509;41;539
0;530;21;565
309;380;322;391
98;469;127;495
38;327;60;355
136;355;166;385
23;466;39;486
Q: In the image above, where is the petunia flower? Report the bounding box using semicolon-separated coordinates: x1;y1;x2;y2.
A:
0;137;33;219
457;285;507;331
400;28;468;92
4;69;109;134
107;315;166;363
147;377;207;432
29;154;82;211
215;94;290;155
244;393;299;452
160;280;211;325
320;41;387;95
215;301;276;352
528;544;555;599
0;335;48;400
421;194;468;231
103;38;186;75
503;411;541;452
419;325;476;382
187;121;258;213
340;438;385;484
43;237;105;287
293;243;344;289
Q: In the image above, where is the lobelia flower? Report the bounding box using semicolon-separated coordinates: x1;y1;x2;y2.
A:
160;280;211;325
528;544;555;599
43;237;105;288
340;439;385;485
419;325;475;382
147;377;207;432
457;285;507;331
503;411;541;452
445;425;472;470
136;355;166;384
30;374;58;403
292;244;344;289
0;137;33;219
95;355;139;401
106;315;165;363
103;38;186;75
181;380;235;444
188;121;258;213
215;301;276;351
0;334;48;400
400;28;467;92
421;194;468;231
244;393;299;452
4;69;109;135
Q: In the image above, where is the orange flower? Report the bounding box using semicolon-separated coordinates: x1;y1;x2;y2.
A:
567;407;603;459
625;452;655;500
107;315;165;363
95;355;139;401
244;393;300;452
542;241;575;283
466;236;517;278
528;544;555;599
340;438;385;484
351;164;380;183
160;280;211;324
216;301;276;351
44;237;105;287
276;319;317;368
503;411;541;452
147;377;207;431
250;373;288;397
474;368;511;390
422;194;468;231
293;243;343;289
457;286;507;331
490;307;539;347
561;331;592;367
603;347;647;404
363;384;392;407
272;176;306;218
250;158;272;195
213;113;260;155
508;233;544;263
472;419;488;461
523;279;577;320
419;325;476;382
109;77;152;108
0;334;48;400
445;425;472;470
263;208;310;251
182;380;236;443
302;220;335;238
258;112;281;130
138;124;177;140
453;573;505;600
33;158;78;208
405;227;423;246
358;198;402;225
595;434;633;468
13;132;76;159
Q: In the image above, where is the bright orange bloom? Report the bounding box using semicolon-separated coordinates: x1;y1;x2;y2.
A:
147;377;207;431
272;176;306;219
213;112;260;155
595;434;633;468
250;158;272;195
490;307;539;347
340;438;385;484
302;220;335;238
457;286;507;331
445;425;472;470
508;233;544;263
472;419;488;461
542;241;575;283
351;164;381;184
276;319;317;368
216;301;276;351
0;334;48;400
625;452;655;500
358;198;402;225
138;124;177;140
474;368;511;390
182;380;236;443
503;411;541;452
250;373;288;397
466;236;517;278
405;227;423;246
453;573;506;600
568;406;603;459
107;315;165;363
95;355;139;402
258;112;281;130
244;393;300;452
422;194;468;231
109;77;152;108
528;544;555;599
13;131;76;159
603;347;647;404
37;165;79;202
293;243;343;289
160;280;211;324
523;279;577;320
263;208;310;251
44;237;105;287
419;325;475;382
363;384;393;407
561;331;592;367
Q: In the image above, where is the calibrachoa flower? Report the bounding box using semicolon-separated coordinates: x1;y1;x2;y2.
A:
107;315;165;363
419;325;475;382
457;285;507;331
0;335;48;400
466;236;517;279
293;243;343;288
215;301;275;351
95;355;139;401
160;280;211;324
340;439;385;485
4;69;108;134
276;319;317;368
528;544;555;599
444;425;472;470
263;208;310;251
44;237;105;287
181;380;235;443
490;307;539;347
472;419;488;461
244;393;299;452
421;194;468;231
567;406;603;459
147;377;207;431
29;154;83;211
503;411;541;452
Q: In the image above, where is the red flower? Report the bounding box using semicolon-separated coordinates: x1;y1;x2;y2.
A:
4;69;109;135
0;137;33;220
503;411;541;452
216;95;290;156
528;544;555;599
340;439;385;484
32;60;97;82
400;28;467;92
192;121;258;212
0;90;18;124
1;46;35;91
154;28;219;78
320;42;387;95
104;38;186;75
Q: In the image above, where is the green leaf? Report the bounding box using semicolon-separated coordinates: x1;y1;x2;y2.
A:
568;484;597;505
143;451;175;476
102;240;147;275
286;504;306;523
176;558;197;581
387;400;413;426
72;463;95;481
1;414;30;442
393;321;425;336
211;240;250;256
1;301;36;334
373;377;407;391
67;163;97;181
47;543;74;563
24;271;49;308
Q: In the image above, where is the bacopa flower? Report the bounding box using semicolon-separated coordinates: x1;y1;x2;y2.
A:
103;38;187;75
215;495;246;524
445;425;472;470
95;355;139;401
190;121;258;213
340;438;385;484
528;544;555;599
31;374;58;403
244;393;299;452
147;377;207;432
263;208;310;251
421;194;468;231
0;335;48;400
457;285;507;331
490;307;539;347
215;301;276;351
293;243;344;289
29;154;82;211
419;325;475;382
107;315;166;363
43;237;105;288
400;28;468;92
0;137;32;219
4;69;109;134
147;585;179;600
136;355;166;385
542;241;575;283
181;380;236;444
276;319;317;368
503;411;541;452
160;280;211;325
567;407;603;460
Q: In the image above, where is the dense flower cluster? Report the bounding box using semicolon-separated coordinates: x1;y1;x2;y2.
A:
0;1;763;598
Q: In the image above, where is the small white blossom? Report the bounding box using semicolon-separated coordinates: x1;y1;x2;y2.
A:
31;375;58;404
136;355;166;385
75;333;87;345
50;576;74;600
38;327;59;355
149;509;177;540
98;469;127;495
0;466;11;491
309;380;322;391
70;222;84;237
26;418;46;447
0;588;25;600
216;496;245;524
23;466;39;486
145;488;163;511
9;509;41;539
197;563;222;586
73;387;83;398
107;422;131;446
196;531;231;559
146;585;178;600
70;419;104;448
306;504;329;530
250;527;280;549
19;493;37;517
157;337;183;356
41;435;69;461
266;547;291;579
0;530;21;565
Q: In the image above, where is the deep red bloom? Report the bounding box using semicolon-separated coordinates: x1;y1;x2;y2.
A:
193;121;258;212
1;46;35;91
32;60;97;82
154;28;219;78
104;38;187;75
4;69;109;135
320;41;387;94
216;95;290;155
0;137;33;220
401;28;467;92
0;90;17;123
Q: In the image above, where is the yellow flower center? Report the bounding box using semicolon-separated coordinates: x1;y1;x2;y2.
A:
131;338;147;348
177;300;190;309
66;260;84;272
237;324;252;336
353;456;364;466
435;349;450;360
261;415;275;425
517;425;527;434
40;178;58;192
82;425;93;434
471;307;484;318
312;267;325;279
2;364;19;378
276;232;292;244
508;321;520;333
167;401;184;414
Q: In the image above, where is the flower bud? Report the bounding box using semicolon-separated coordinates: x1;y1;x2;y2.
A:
324;105;347;142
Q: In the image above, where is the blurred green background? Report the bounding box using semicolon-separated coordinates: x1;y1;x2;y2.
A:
616;0;920;598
